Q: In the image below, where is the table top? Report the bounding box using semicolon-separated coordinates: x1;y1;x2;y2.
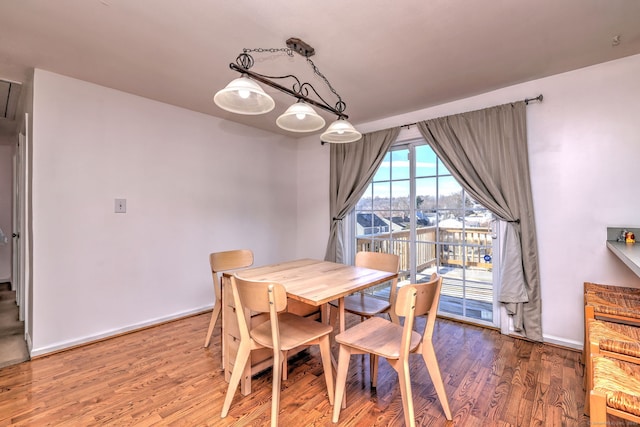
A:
224;258;397;306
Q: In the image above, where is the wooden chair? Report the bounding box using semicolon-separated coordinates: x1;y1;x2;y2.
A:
329;252;400;384
582;288;640;365
584;281;640;297
203;249;253;349
332;273;452;427
340;251;401;322
221;274;334;427
584;317;640;415
589;355;640;425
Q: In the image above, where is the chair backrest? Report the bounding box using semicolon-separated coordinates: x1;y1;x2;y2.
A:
210;249;254;274
355;251;399;274
209;249;254;299
230;274;288;343
394;273;443;355
355;251;400;305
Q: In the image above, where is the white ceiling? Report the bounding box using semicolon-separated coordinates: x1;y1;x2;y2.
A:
1;0;640;140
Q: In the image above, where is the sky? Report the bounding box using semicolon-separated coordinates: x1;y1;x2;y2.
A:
367;144;463;199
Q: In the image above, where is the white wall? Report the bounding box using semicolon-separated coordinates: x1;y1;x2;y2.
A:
297;53;640;349
0;143;12;281
31;70;299;355
295;138;330;260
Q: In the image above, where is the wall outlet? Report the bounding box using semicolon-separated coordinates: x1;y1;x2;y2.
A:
115;198;127;213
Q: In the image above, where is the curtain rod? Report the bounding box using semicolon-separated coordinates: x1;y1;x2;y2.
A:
400;94;543;130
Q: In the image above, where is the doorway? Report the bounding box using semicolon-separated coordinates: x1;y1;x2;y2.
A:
0;125;29;367
353;139;500;328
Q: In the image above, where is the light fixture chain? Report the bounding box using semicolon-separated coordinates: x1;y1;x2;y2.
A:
306;57;345;114
243;47;294;57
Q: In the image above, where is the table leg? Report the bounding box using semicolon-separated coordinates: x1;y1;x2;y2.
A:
339;298;346;333
337;298;347;408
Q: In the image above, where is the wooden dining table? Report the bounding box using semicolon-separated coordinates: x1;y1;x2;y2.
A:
221;258;398;394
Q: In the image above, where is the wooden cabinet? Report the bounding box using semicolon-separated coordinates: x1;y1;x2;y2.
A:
221;273;320;395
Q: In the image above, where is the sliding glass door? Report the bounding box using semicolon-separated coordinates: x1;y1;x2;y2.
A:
354;140;499;327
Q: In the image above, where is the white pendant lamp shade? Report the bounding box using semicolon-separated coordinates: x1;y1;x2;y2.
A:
213;76;275;115
276;101;326;132
320;117;362;143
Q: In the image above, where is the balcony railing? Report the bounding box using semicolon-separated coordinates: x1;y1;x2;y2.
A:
356;225;493;273
356;225;494;320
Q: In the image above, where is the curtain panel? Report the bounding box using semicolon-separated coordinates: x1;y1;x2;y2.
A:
417;102;542;341
324;128;400;263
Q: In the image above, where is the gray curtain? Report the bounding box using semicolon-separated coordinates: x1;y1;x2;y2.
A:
325;128;400;263
417;101;542;341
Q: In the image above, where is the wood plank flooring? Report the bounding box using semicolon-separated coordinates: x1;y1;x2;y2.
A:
0;312;632;426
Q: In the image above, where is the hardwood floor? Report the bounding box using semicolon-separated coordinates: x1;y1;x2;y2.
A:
0;312;631;426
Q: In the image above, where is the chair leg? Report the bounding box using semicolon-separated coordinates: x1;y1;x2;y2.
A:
318;335;335;405
370;354;379;388
421;343;452;420
330;304;339;329
282;351;288;381
332;346;352;423
582;305;595;366
204;299;222;348
396;359;415;427
589;390;607;425
221;342;251;418
270;349;283;427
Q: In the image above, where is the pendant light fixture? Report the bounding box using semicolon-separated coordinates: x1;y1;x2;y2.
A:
320;117;362;143
276;100;325;132
213;76;275;115
214;37;361;144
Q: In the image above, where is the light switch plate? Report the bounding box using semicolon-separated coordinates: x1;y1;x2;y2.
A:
115;198;127;213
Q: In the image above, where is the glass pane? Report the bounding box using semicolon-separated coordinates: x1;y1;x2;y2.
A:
438;210;463;229
390;180;410;213
439;242;465;267
391;149;410;180
372;182;390;204
416;242;437;273
365;238;390;253
355;235;373;251
390;210;408;233
390;239;409;271
463;280;493;321
438;176;463;209
397;271;410;286
373;152;391;182
417;223;436;244
465;209;493;228
416;177;436;212
439;277;463;316
355;183;373;210
416;145;437;177
356;213;378;236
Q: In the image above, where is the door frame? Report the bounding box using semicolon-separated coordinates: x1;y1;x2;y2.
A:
13;114;28;325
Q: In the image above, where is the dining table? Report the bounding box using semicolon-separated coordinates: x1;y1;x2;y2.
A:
221;258;398;395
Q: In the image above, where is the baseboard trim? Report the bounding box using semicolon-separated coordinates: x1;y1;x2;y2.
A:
542;334;582;351
30;305;213;358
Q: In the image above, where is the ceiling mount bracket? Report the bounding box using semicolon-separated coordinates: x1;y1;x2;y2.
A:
286;37;315;58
